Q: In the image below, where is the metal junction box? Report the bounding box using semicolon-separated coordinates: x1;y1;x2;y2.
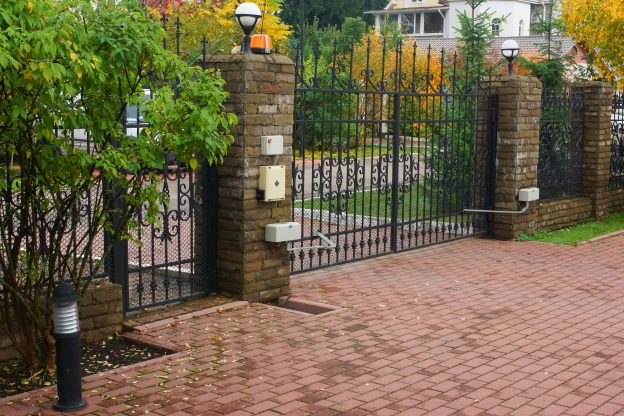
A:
265;222;301;242
518;187;540;202
261;135;283;155
258;165;286;201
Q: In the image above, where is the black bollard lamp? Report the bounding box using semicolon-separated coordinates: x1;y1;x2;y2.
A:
51;282;87;412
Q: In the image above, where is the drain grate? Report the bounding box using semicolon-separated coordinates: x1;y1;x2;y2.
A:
274;297;342;316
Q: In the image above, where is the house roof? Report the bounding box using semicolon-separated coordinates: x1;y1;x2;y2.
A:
402;35;577;58
365;6;449;15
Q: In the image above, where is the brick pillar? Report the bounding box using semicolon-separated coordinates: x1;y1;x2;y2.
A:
575;82;613;219
491;75;542;240
205;54;294;302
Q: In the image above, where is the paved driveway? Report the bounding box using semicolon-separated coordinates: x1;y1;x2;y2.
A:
2;235;624;415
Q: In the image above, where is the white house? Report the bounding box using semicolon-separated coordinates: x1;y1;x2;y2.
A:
364;0;586;65
366;0;552;39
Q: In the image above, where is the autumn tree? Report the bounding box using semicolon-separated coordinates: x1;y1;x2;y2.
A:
562;0;624;83
519;1;568;89
152;0;292;59
455;0;498;80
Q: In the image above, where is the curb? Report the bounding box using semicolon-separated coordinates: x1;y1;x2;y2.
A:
126;300;251;333
578;228;624;245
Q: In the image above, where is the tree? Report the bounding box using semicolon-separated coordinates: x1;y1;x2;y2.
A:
454;0;499;80
280;0;387;29
0;0;236;376
562;0;624;83
518;1;568;89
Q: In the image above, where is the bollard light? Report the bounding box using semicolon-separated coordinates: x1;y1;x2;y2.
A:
235;2;262;54
501;39;520;75
51;282;87;413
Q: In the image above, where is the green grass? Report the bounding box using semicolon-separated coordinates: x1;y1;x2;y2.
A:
517;212;624;245
294;184;470;223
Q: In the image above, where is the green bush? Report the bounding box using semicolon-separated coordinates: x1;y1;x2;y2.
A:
0;0;235;376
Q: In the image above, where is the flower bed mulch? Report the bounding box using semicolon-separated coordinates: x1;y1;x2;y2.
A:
0;335;168;398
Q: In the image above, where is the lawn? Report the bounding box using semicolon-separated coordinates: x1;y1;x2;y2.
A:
294;183;470;223
517;212;624;245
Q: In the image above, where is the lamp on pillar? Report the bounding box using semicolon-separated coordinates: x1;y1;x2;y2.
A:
501;39;520;75
235;2;262;54
51;283;87;412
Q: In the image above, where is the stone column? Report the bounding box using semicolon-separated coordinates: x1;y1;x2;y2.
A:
204;54;294;302
575;82;613;219
490;75;542;240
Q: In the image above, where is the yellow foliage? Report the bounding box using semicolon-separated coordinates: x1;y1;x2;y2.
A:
351;34;444;93
150;0;292;59
562;0;624;83
350;34;445;137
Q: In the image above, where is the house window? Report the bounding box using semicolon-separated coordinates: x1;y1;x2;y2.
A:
518;20;524;36
401;13;416;35
492;18;501;36
423;12;444;34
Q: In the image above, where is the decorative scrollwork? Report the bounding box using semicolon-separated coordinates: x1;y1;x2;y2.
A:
538;88;584;199
610;95;624;190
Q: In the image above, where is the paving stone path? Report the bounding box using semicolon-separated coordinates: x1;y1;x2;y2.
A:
2;235;624;415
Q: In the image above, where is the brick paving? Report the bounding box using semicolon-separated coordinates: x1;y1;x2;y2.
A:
2;235;624;415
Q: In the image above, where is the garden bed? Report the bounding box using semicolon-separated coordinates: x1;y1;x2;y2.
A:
0;335;168;398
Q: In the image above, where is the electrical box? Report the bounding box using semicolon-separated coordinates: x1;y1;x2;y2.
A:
265;222;301;242
261;135;283;155
258;165;286;201
518;187;540;202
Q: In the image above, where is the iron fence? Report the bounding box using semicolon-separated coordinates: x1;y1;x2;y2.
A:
611;92;624;191
290;37;498;273
538;87;585;200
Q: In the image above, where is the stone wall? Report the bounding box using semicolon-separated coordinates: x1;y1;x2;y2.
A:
0;281;123;360
534;197;593;232
608;190;624;214
491;79;623;238
79;280;124;342
204;54;293;302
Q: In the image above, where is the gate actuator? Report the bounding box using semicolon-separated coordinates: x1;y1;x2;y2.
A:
464;187;539;215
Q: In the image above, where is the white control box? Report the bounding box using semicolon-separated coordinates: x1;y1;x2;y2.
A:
259;165;286;201
265;222;301;242
261;135;284;155
518;187;540;202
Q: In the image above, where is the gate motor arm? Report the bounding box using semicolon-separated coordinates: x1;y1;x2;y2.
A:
285;232;336;252
463;187;539;215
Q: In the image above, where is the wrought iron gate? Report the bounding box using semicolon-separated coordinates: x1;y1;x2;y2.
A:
106;163;218;312
290;40;498;273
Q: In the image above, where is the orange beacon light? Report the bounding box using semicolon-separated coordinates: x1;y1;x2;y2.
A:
250;34;272;54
